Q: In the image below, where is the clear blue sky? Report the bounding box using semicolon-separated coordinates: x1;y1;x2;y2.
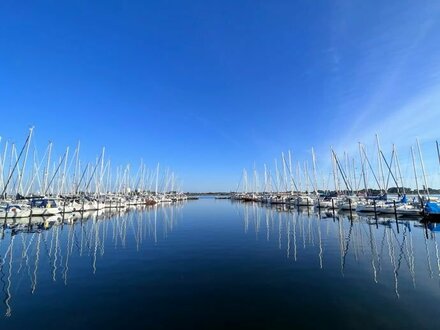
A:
1;1;439;191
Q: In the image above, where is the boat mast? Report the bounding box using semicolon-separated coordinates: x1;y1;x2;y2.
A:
73;141;80;194
416;138;430;199
361;144;382;193
253;164;258;194
344;152;352;191
410;146;420;197
358;143;368;196
1;129;32;198
352;158;357;193
59;146;69;195
312;148;318;195
263;164;268;194
106;160;111;193
331;150;339;194
155;163;160;196
274;159;280;193
0;141;8;193
304;161;310;194
380;148;400;194
376;134;385;194
44;149;68;195
394;144;405;195
437;140;440;166
17;126;33;196
42;141;53;195
331;148;352;194
288;150;293;193
281;153;288;192
98;147;105;196
243;168;248;194
297;162;302;193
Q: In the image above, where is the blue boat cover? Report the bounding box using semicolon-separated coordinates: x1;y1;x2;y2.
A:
425;202;440;215
400;194;408;203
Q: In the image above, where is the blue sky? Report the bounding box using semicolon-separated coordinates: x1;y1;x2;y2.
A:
1;1;440;192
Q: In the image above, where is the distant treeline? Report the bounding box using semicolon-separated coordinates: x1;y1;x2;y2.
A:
186;187;440;195
186;192;232;196
365;187;440;195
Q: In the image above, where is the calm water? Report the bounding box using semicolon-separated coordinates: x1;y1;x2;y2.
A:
1;198;440;329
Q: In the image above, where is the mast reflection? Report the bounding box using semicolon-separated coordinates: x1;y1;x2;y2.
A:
240;201;440;299
0;203;183;317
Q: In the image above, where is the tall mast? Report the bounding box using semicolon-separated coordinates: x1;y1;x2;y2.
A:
297;162;302;193
0;139;8;192
394;145;405;195
358;143;368;195
288;150;293;192
281;153;288;192
344;152;352;191
73;141;80;194
7;144;15;195
274;159;280;193
1;129;32;197
304;161;310;193
155;163;160;195
263;164;268;193
437;141;440;166
42;141;52;194
416;138;430;198
243;168;248;193
331;148;352;193
98;147;105;195
311;148;318;194
106;160;111;193
60;146;69;195
17;126;33;195
44;149;68;195
376;134;385;193
410;146;420;196
331;150;339;194
253;163;258;193
352;158;357;193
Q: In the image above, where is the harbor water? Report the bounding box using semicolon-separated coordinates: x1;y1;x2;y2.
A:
1;197;440;329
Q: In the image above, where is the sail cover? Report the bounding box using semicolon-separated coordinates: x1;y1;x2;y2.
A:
425;202;440;215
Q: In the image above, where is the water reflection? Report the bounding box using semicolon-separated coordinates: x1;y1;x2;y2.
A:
0;203;184;318
238;202;440;299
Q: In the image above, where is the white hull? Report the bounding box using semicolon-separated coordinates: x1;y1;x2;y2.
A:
315;200;335;208
0;208;32;218
356;204;378;213
31;207;61;216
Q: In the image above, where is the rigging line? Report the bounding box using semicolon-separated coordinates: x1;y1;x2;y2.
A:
361;145;383;192
44;150;68;195
1;132;31;196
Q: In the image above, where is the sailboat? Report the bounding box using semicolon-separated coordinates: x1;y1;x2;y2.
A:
0;202;32;218
423;141;440;220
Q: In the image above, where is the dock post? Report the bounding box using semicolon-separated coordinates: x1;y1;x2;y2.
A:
349;198;353;220
28;206;33;228
373;199;377;220
331;198;335;218
62;199;66;222
2;210;8;239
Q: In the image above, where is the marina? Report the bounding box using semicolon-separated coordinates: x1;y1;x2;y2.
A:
2;198;440;328
0;128;187;219
2;1;440;328
233;138;440;222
